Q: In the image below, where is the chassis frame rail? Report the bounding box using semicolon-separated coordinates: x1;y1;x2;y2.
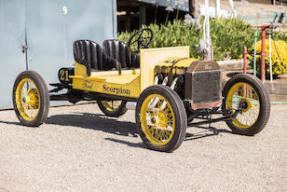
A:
188;109;241;126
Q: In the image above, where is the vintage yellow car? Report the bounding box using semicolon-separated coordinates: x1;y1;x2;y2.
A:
13;28;270;152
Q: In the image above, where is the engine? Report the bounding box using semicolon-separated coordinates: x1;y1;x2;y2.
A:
154;58;222;110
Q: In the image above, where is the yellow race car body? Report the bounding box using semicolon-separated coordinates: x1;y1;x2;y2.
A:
69;46;191;99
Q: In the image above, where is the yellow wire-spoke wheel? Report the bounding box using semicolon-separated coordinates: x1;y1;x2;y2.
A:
97;100;127;117
140;94;175;146
223;74;270;136
15;78;40;121
101;100;123;111
136;85;187;152
226;82;260;129
13;71;50;127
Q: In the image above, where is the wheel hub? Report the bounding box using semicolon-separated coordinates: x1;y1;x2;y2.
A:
24;88;39;109
151;117;157;124
240;98;253;113
150;111;168;128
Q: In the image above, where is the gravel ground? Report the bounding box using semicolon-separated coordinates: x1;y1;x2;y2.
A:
0;103;286;192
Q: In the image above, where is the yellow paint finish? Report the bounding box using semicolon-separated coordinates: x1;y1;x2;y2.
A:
91;69;139;76
101;73;139;84
72;46;189;98
140;46;189;91
72;75;141;98
157;57;198;68
71;62;141;98
74;62;87;77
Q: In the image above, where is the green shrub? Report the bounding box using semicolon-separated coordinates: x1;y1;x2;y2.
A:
118;18;255;60
119;20;201;59
273;31;287;42
118;18;287;62
209;18;255;60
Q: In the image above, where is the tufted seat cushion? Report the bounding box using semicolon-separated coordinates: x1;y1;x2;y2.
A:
103;39;140;69
73;40;121;75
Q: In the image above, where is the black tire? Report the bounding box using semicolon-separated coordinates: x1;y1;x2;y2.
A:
222;74;270;135
136;85;187;152
13;71;50;127
97;100;127;117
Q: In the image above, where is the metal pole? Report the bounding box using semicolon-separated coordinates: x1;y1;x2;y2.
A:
202;17;207;60
228;0;234;9
243;47;247;74
139;6;146;26
243;47;248;97
228;0;234;16
269;33;273;82
253;13;260;77
215;0;220;17
206;15;212;60
261;28;266;82
253;28;258;77
205;0;211;60
211;45;214;61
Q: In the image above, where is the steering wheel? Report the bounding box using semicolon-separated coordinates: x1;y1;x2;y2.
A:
127;28;153;53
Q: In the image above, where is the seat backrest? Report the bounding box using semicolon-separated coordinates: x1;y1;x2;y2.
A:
102;39;139;69
73;40;115;75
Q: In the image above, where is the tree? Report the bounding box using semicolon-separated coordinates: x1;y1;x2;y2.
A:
189;0;199;19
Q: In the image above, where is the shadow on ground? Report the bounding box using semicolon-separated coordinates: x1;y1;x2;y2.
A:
0;113;233;149
0;121;22;126
46;113;233;143
46;113;138;137
185;125;232;141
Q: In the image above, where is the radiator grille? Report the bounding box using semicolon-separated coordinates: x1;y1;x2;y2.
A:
191;70;221;104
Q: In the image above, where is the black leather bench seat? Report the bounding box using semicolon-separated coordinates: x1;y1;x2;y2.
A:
103;39;139;69
73;39;140;76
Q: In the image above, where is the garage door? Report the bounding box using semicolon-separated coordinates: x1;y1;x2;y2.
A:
0;0;116;109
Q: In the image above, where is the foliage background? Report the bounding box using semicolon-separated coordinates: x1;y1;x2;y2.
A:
248;40;287;76
118;18;287;63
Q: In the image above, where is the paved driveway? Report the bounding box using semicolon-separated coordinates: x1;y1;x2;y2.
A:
0;103;286;192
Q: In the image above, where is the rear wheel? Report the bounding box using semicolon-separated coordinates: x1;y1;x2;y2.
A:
97;100;127;117
136;85;187;152
222;74;270;135
13;71;50;127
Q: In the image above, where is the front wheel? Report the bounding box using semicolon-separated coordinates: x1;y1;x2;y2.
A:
222;74;270;135
13;71;50;127
136;85;187;152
